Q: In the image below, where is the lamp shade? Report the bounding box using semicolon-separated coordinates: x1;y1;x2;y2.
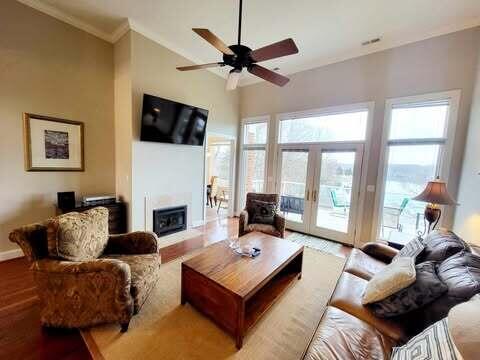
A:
412;179;456;205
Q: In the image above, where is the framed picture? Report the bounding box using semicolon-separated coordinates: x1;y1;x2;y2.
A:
23;113;84;171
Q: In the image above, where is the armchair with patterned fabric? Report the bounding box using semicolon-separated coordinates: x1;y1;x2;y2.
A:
239;193;286;238
9;207;160;332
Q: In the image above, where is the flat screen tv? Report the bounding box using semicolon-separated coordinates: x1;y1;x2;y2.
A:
140;94;208;146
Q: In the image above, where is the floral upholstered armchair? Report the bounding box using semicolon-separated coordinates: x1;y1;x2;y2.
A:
239;193;286;238
9;207;160;332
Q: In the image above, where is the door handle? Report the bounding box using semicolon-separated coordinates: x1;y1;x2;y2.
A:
313;190;317;202
305;190;310;201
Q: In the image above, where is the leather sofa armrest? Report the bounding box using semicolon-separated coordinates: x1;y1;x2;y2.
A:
239;210;249;237
104;231;159;255
361;242;399;263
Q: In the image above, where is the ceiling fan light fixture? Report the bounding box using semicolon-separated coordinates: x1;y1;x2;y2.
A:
226;69;242;91
176;0;299;88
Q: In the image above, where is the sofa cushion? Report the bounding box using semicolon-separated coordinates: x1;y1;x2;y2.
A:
246;224;281;237
248;200;277;225
362;257;416;305
102;254;160;313
344;248;387;280
438;251;480;301
392;237;424;262
369;261;448;318
303;306;397;360
391;318;461;360
418;230;470;263
405;251;480;331
47;207;109;261
329;272;408;341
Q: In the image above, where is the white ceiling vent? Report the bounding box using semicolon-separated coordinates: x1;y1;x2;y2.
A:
361;37;382;46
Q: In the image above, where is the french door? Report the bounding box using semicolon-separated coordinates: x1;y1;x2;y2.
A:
276;143;363;245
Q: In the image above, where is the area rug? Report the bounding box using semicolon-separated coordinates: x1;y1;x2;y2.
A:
287;232;343;256
82;246;345;360
158;228;203;249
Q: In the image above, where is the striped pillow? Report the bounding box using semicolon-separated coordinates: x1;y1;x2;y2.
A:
393;236;425;262
391;318;463;360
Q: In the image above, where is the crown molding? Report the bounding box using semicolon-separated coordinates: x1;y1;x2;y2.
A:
110;19;131;43
127;19;227;80
16;0;114;42
239;17;480;87
16;0;480;88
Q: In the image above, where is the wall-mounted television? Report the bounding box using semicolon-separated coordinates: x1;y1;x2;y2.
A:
140;94;208;146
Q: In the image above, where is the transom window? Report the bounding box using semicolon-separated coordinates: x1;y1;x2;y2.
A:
278;110;368;144
243;122;267;145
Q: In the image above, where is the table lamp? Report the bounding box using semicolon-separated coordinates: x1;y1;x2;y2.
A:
412;178;456;233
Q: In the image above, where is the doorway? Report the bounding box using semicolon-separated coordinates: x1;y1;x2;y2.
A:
276;143;363;245
204;134;235;223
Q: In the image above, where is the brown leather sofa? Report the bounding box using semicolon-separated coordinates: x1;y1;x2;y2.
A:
303;239;480;360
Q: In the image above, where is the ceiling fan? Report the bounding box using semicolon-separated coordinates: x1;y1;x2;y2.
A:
176;0;299;90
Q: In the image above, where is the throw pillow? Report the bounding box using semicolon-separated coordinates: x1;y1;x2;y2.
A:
418;229;470;263
249;200;277;225
368;261;448;317
362;257;416;305
392;236;425;262
391;318;463;360
47;207;109;261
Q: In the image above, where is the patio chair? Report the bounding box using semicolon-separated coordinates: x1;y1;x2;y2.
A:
329;189;350;215
217;186;229;214
382;197;409;233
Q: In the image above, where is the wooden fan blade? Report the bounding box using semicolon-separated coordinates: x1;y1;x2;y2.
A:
250;38;299;63
177;62;224;71
192;28;235;55
248;64;290;87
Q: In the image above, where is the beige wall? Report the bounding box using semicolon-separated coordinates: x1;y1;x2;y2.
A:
454;45;480;245
114;32;133;228
128;31;240;230
0;0;115;253
240;27;480;246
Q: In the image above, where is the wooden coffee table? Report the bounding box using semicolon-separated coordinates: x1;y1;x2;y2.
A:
181;232;304;349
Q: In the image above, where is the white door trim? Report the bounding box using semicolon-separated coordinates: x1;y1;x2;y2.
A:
204;131;237;222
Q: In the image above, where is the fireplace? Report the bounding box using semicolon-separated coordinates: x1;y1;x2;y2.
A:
153;205;187;237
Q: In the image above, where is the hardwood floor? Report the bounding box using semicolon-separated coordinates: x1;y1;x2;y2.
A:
0;217;350;359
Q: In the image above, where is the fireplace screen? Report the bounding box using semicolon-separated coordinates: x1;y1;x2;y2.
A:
153;205;187;237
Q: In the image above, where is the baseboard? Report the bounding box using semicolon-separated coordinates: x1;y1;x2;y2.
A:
192;220;205;227
0;248;23;262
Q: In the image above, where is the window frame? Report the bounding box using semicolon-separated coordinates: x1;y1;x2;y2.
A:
238;115;270;211
273;102;375;246
372;90;461;240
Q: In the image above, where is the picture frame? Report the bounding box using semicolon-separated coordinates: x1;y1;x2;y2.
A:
23;113;84;171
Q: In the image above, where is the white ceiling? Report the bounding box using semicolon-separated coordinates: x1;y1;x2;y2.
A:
17;0;480;86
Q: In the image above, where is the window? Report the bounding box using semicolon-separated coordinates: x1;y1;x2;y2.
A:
244;122;267;144
208;143;231;187
243;149;266;193
377;93;459;242
240;117;269;205
279;110;368;144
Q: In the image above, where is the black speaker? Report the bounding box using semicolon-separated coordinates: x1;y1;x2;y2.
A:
57;191;75;210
